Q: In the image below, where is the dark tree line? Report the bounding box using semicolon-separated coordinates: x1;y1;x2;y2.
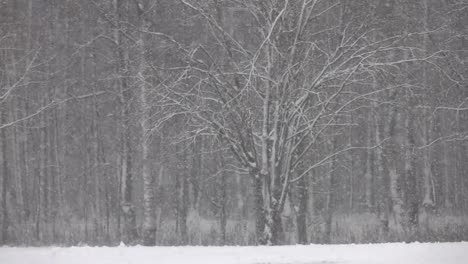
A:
0;0;467;246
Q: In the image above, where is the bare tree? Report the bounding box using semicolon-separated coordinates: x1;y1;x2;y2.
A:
148;0;453;245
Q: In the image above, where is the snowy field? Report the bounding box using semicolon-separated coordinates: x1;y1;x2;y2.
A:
1;242;468;264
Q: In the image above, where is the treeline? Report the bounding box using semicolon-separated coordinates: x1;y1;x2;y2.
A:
0;0;467;246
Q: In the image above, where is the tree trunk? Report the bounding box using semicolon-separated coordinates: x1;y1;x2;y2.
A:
180;147;189;245
114;0;138;245
91;53;102;243
324;154;336;244
251;169;265;244
421;108;435;224
421;0;434;222
39;102;49;243
1;108;9;244
219;158;227;245
296;174;308;245
364;107;374;211
269;207;284;245
443;137;452;209
138;18;156;245
375;107;389;239
251;176;284;246
404;107;418;237
191;137;201;210
156;165;164;241
388;110;404;232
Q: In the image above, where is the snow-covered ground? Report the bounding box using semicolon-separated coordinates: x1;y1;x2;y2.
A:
1;242;467;264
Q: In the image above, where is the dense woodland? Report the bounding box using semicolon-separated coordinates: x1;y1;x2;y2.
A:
0;0;467;246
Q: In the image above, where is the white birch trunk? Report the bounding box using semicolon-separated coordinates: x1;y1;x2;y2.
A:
138;15;156;245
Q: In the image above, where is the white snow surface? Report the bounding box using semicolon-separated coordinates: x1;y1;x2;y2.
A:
1;242;467;264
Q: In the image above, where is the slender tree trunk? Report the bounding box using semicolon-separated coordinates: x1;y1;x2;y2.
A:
1;107;9;244
84;132;90;243
12;94;24;238
120;121;138;244
443;139;452;209
180;147;189;245
10;52;23;243
454;111;462;210
235;167;245;218
156;165;164;241
191;137;201;210
404;107;419;237
443;113;452;209
21;0;33;232
90;52;102;243
139;22;156;246
375;106;389;239
421;0;434;222
114;0;122;243
295;141;308;244
114;0;138;245
295;173;308;245
388;109;404;232
324;145;336;244
252;169;265;244
174;165;180;236
421;108;435;224
219;155;227;245
348;115;355;211
38;96;49;243
364;107;374;211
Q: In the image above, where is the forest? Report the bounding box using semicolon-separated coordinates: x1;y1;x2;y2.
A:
0;0;467;247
